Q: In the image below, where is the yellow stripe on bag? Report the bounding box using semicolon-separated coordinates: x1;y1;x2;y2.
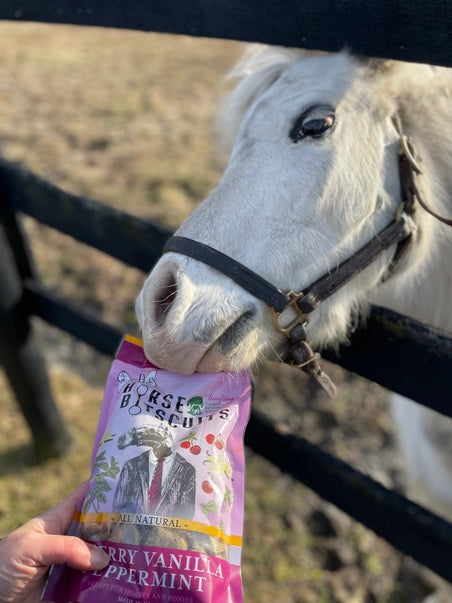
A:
124;334;144;346
74;511;242;547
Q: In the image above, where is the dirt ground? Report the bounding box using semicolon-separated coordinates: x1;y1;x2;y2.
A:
0;22;438;602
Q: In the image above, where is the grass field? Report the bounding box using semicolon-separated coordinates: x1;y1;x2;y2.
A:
0;22;432;602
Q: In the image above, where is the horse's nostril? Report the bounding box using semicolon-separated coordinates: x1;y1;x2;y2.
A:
154;273;178;327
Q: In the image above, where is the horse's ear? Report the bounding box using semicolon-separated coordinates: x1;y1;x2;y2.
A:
358;56;397;77
355;56;401;120
217;45;298;149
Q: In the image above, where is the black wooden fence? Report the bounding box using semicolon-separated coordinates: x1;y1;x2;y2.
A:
1;0;452;587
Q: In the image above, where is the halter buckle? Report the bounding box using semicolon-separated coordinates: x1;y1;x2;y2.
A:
271;290;309;337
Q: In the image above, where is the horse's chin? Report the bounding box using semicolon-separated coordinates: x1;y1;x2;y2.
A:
142;341;252;375
141;337;209;375
196;346;244;374
142;326;280;375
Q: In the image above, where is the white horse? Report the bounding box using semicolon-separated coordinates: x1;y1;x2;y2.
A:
136;46;452;602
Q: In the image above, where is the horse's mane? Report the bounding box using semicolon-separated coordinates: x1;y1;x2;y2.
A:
219;45;300;148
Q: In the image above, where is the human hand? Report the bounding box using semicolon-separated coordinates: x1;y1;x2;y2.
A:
0;483;110;603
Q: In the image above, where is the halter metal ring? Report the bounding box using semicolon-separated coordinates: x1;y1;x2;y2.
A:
271;290;310;337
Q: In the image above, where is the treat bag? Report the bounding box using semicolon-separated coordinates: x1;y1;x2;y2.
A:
42;335;251;603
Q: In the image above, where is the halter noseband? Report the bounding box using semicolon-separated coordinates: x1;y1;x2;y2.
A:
163;121;450;397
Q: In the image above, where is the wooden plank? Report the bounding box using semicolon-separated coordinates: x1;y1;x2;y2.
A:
1;0;452;66
23;279;123;357
324;307;452;416
0;159;172;273
245;410;452;583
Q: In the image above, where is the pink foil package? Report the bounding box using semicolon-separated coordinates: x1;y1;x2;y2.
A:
42;336;252;603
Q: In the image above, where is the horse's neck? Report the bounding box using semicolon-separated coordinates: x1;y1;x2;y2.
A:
373;230;452;333
373;85;452;334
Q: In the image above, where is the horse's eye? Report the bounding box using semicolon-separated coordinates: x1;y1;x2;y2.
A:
290;106;336;142
302;115;335;136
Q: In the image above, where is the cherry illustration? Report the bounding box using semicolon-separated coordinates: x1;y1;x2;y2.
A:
190;445;201;455
202;480;214;494
180;431;197;449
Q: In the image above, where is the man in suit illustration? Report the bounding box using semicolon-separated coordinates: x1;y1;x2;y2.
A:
113;425;196;519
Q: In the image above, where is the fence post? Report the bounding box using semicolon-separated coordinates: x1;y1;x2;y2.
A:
0;207;71;459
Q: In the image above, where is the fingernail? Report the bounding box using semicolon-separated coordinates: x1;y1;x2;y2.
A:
89;546;110;568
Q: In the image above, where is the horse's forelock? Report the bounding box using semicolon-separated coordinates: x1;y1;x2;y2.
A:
227;44;300;79
217;45;300;149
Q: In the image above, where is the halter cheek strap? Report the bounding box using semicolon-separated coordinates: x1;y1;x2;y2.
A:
162;235;289;312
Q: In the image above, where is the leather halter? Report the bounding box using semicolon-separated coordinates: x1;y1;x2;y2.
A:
163;121;450;397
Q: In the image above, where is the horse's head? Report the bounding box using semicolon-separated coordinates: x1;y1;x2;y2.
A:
136;48;420;374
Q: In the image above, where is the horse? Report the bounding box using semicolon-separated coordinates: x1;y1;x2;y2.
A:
136;46;452;602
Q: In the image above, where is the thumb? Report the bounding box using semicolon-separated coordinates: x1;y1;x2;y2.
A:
37;534;110;571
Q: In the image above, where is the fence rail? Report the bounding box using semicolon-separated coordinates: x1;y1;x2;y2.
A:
1;0;452;67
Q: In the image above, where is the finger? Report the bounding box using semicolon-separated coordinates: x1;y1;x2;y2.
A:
37;534;110;571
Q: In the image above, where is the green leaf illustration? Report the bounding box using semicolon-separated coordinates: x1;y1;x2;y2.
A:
83;443;120;513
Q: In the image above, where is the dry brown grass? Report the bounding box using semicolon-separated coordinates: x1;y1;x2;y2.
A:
0;368;101;532
0;22;239;225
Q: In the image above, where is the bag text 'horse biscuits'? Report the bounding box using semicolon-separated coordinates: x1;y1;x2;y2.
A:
42;335;251;603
